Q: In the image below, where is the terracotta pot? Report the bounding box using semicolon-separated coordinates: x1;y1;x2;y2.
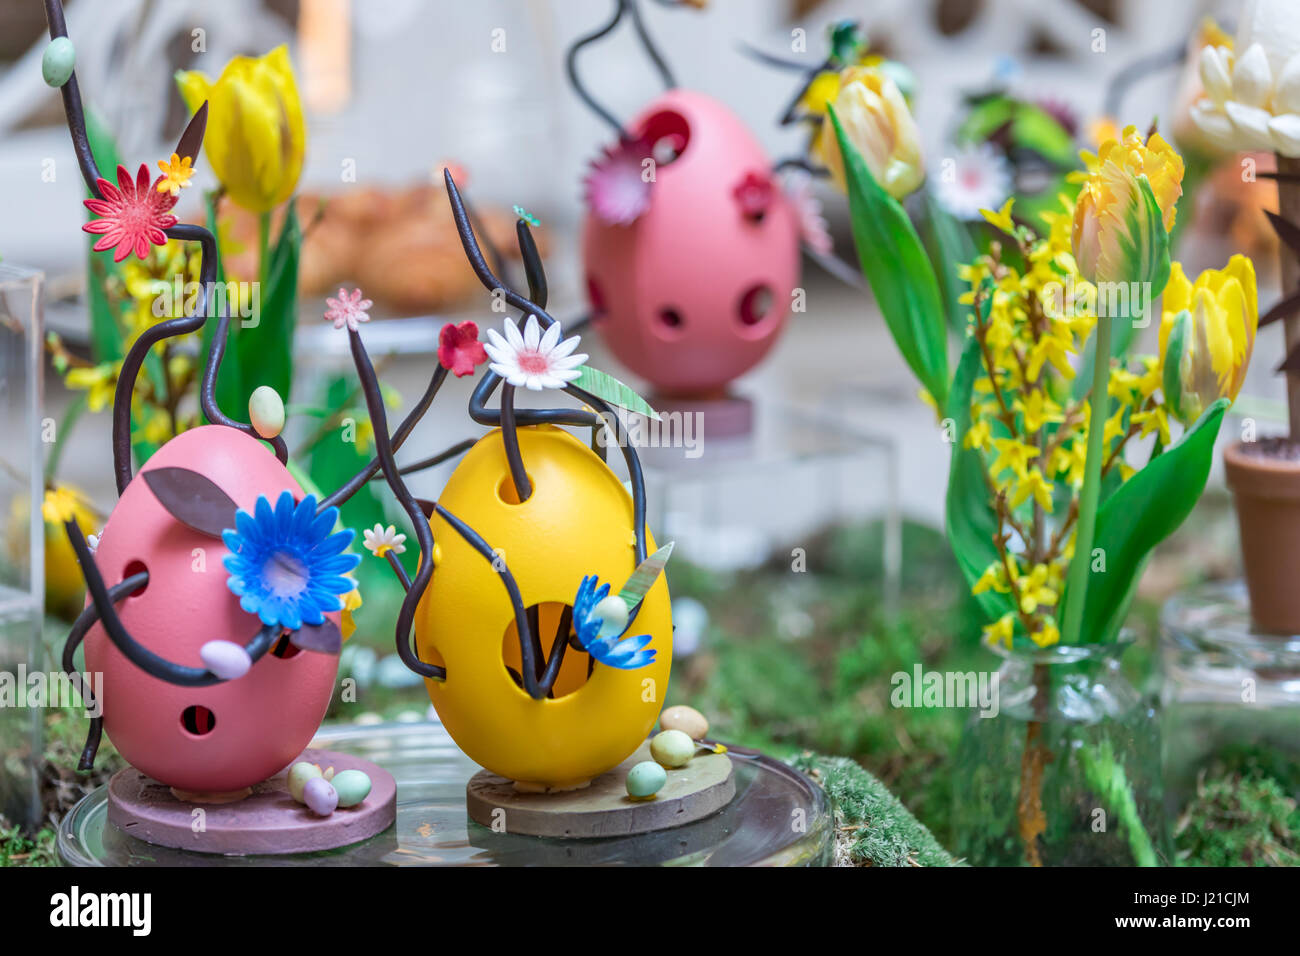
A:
1223;441;1300;635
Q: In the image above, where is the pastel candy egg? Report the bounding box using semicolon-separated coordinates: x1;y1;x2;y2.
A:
330;769;372;808
625;760;667;799
199;640;252;680
248;386;286;439
593;594;629;634
650;729;695;769
660;704;708;740
42;37;76;88
287;761;323;803
303;776;338;816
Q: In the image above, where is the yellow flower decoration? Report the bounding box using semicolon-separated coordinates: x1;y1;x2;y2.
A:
980;198;1017;234
156;153;195;197
42;487;79;524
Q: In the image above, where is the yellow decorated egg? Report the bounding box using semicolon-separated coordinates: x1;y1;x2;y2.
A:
417;424;672;789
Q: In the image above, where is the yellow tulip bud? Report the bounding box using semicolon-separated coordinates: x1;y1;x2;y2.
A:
1069;126;1184;289
176;46;306;213
817;66;924;199
1159;255;1258;425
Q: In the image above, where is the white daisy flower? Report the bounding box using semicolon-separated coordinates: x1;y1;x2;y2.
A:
483;314;588;391
363;523;406;558
932;143;1012;221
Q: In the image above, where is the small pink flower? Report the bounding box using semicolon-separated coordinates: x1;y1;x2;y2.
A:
733;171;774;219
438;320;488;377
82;163;179;263
324;287;373;331
782;171;833;256
584;137;654;225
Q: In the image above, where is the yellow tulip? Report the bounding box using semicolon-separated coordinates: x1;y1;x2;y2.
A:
176;46;306;213
1069;125;1184;288
1159;255;1258;425
817;66;924;199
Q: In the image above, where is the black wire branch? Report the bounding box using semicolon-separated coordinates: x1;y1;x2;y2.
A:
65;519;280;687
62;572;145;771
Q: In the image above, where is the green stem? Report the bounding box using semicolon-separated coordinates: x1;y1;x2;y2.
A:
1078;738;1159;867
1061;313;1112;646
44;394;87;484
257;211;272;290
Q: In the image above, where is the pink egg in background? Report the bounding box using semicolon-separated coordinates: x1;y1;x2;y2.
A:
582;89;802;399
85;426;340;793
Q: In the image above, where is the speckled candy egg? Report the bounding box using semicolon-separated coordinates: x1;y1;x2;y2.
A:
582;89;801;398
416;425;672;791
85;426;340;793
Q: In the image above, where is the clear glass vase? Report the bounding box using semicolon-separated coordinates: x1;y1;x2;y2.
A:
951;638;1171;866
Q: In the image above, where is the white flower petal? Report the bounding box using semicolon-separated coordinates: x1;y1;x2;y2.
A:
552;352;589;370
1199;45;1233;104
551;334;582;359
1269;112;1300;156
1225;99;1279;149
1233;43;1274;108
503;320;524;351
1276;53;1300;114
1190;101;1237;148
523;315;541;350
554;367;582;383
539;320;562;352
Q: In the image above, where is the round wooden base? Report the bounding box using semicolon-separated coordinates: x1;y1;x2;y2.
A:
465;742;734;839
106;748;396;855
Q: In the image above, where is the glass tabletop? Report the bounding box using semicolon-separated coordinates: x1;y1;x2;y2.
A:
58;721;833;866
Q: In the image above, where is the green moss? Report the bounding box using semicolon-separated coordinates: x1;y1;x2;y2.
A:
791;753;957;866
0;819;57;867
1176;774;1300;866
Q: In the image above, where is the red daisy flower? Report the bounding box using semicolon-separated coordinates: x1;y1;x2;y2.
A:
438;320;488;377
82;163;179;262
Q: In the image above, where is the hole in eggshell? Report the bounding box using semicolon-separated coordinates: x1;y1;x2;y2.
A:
653;307;687;341
586;275;607;322
738;284;775;329
270;633;302;659
180;705;216;736
496;472;535;506
122;559;148;598
501;602;589;700
639;109;691;166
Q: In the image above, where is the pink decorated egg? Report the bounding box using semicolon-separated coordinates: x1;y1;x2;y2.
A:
85;426;339;793
582;89;801;398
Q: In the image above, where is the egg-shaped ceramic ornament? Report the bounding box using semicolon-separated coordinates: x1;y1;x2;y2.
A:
582;89;801;398
85;426;340;793
417;424;673;790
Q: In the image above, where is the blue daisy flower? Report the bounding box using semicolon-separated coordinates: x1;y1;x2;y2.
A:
571;574;656;670
222;491;360;631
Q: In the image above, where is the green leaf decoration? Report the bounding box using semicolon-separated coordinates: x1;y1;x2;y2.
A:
830;105;949;409
573;365;660;420
944;333;1014;624
1162;308;1192;423
919;189;976;333
1057;398;1228;645
617;541;674;607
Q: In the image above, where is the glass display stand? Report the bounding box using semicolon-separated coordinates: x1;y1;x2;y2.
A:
0;264;44;828
1160;581;1300;807
606;394;901;603
58;720;832;866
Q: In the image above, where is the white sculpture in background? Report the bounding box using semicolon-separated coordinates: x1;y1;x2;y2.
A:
1192;0;1300;156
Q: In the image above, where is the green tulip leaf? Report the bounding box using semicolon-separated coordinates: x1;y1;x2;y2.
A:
830;105;949;409
236;201;300;405
1057;397;1228;644
920;189;976;333
945;332;1014;624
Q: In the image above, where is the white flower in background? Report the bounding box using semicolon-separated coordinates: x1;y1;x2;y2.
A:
932;143;1013;221
363;524;406;558
1191;0;1300;155
483;314;588;391
86;533;100;554
782;170;833;255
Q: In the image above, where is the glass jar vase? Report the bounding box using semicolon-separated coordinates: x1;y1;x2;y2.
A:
951;638;1171;866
